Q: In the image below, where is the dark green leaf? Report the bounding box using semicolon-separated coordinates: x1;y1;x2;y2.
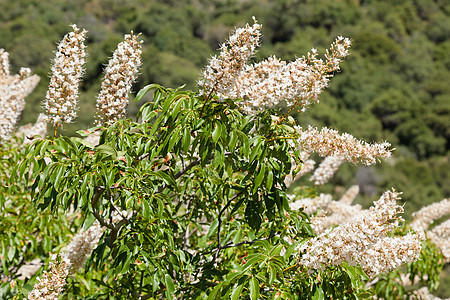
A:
245;201;261;232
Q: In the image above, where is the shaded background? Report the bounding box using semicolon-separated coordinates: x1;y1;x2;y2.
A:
1;0;449;296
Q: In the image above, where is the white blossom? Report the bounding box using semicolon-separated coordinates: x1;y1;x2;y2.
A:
199;17;261;99
0;52;40;141
410;198;450;232
298;189;422;277
427;219;450;263
223;36;351;113
296;125;392;165
309;156;343;185
63;221;104;272
96;32;142;126
28;254;69;300
339;185;360;205
42;24;87;128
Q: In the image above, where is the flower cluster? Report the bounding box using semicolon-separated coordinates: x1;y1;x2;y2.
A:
0;51;40;141
42;24;87;128
289;190;362;233
313;201;363;233
339;185;360;205
309;156;343;185
0;48;10;79
427;219;450;263
296;125;392;165
198;17;261;98
96;32;143;126
198;19;351;114
298;190;422;277
411;287;446;300
230;36;351;113
63;221;104;272
28;254;70;300
289;193;332;214
410;198;450;232
360;233;423;277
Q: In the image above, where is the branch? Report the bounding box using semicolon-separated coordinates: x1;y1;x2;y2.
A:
203;231;280;255
213;192;243;262
155;158;201;194
109;197;130;225
91;187;114;230
174;159;200;180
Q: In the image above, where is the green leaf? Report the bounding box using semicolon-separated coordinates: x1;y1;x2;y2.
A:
72;137;94;149
7;247;15;261
135;84;161;102
312;286;324;300
163;94;175;114
207;282;223;300
269;244;284;257
212;148;225;169
249;277;259;300
253;163;265;193
142;200;151;220
21;283;33;293
229;130;238;152
233;228;243;244
172;96;184;116
268;265;276;286
240;132;250;157
96;144;117;159
249;138;263;163
230;282;244;300
212;122;222;143
53;164;65;190
345;266;363;290
167;126;181;152
241;253;264;274
267;168;274;190
182;127;191;152
121;253;133;273
206;219;218;238
165;274;175;299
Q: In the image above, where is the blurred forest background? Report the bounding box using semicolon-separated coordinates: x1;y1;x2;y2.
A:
1;0;449;296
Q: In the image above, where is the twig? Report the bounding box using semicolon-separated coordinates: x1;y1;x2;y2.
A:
155;158;201;194
203;231;279;255
109;197;129;224
213;192;243;262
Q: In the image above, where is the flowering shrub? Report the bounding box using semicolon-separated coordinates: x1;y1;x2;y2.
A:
0;21;448;299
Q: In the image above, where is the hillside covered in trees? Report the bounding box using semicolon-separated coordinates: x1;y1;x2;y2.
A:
1;0;449;296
